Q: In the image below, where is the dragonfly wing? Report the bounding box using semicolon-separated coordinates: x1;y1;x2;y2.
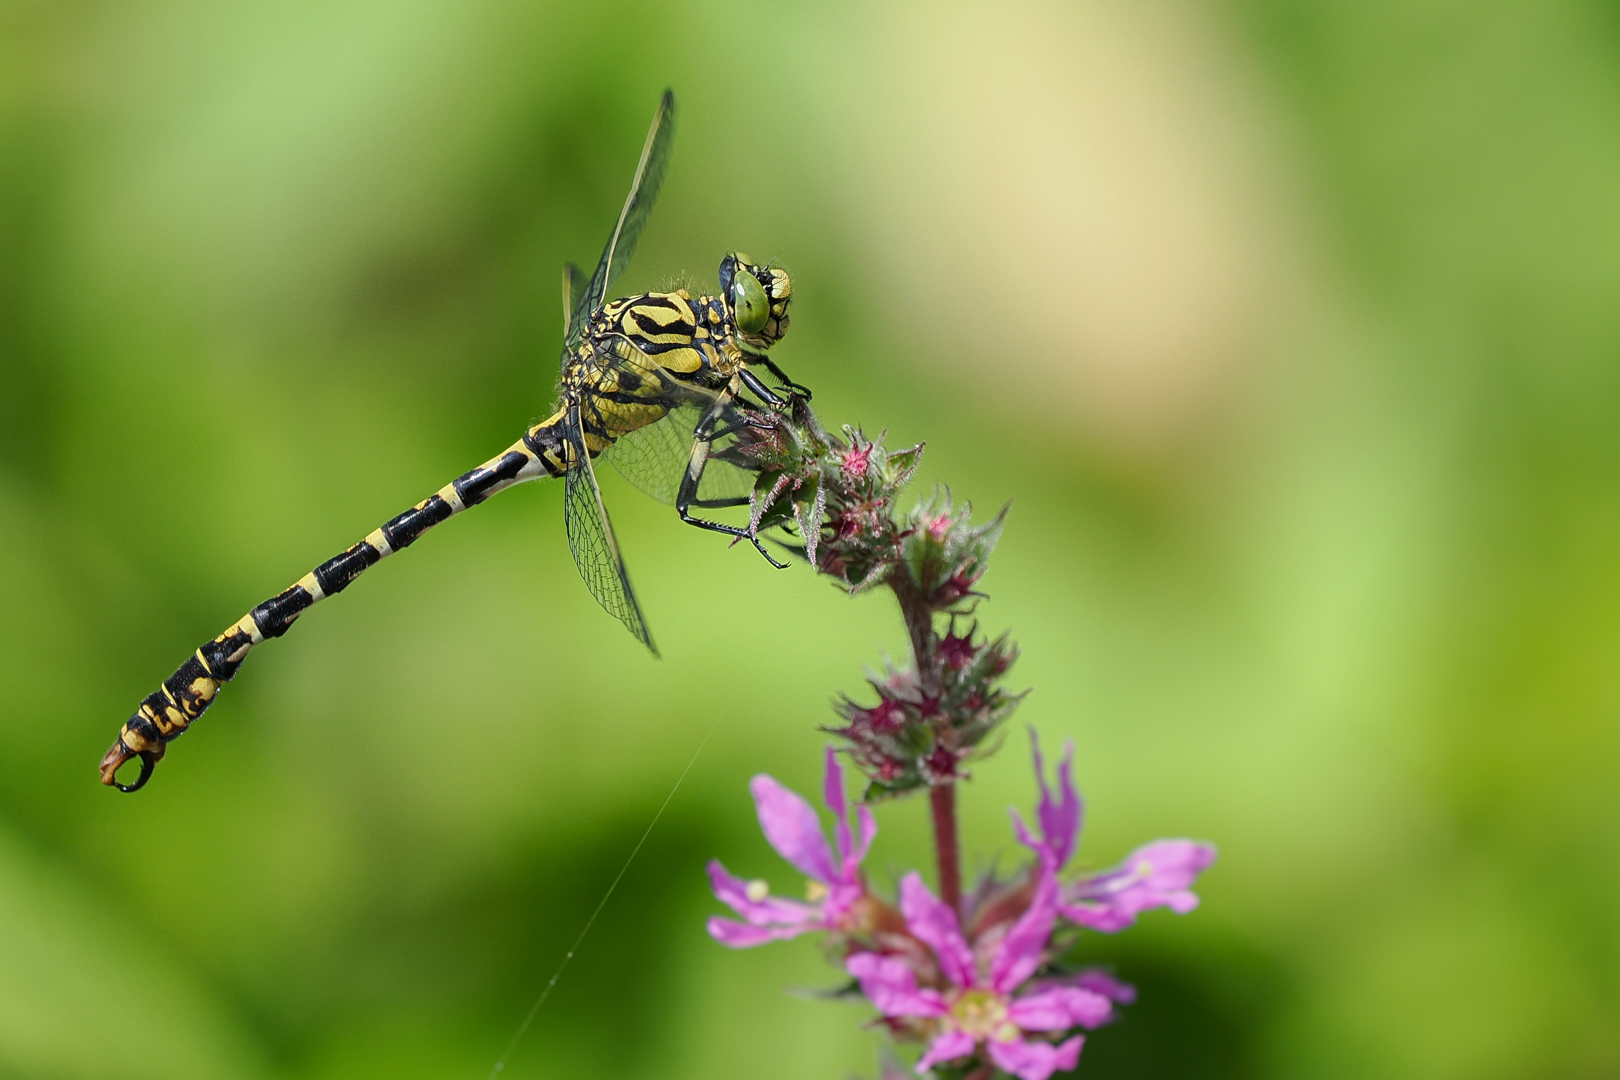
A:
583;90;676;317
563;409;657;655
603;401;759;507
693;433;763;505
601;404;695;504
593;341;759;506
562;261;591;356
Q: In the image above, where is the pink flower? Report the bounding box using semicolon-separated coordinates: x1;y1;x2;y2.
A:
1010;729;1082;871
707;748;876;947
1011;730;1216;933
1058;840;1217;932
846;871;1118;1080
938;631;979;670
842;444;872;480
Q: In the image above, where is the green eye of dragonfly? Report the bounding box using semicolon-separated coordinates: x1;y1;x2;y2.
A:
732;272;769;335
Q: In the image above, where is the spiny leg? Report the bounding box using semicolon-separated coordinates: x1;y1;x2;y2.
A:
752;357;812;401
675;396;789;570
738;368;789;410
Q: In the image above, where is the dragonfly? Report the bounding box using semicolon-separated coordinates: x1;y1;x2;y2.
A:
99;89;804;793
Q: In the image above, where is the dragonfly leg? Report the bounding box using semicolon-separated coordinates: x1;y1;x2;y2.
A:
677;401;790;569
702;412;767;442
677;503;789;569
752;357;812;401
738;369;788;410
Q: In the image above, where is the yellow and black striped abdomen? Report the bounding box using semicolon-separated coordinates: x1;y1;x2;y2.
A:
100;425;564;791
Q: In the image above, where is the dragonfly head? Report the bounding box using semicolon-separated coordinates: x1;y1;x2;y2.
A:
719;252;791;354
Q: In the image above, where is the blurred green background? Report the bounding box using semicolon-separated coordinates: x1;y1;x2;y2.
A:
4;0;1620;1077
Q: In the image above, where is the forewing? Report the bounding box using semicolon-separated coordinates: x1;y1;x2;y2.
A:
562;262;591;355
582;90;675;317
562;411;657;655
595;353;758;508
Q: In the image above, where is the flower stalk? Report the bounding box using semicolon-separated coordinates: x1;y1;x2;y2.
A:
929;783;962;916
702;397;1216;1078
727;396;1011;910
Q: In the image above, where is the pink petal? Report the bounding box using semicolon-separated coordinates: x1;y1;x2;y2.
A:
706;861;820;925
1009;808;1047;864
1055;900;1133;933
823;748;855;869
1029;730;1081;869
820;750;877;877
851;805;877;870
1125;839;1216;891
1074;969;1137;1006
899;873;978;988
1003;989;1073;1031
846;952;949;1018
987;1035;1084;1080
750;773;839;883
1007;987;1115;1031
1063;839;1215;930
820;881;866;926
706;916;817;948
990;867;1057;994
916;1030;977;1073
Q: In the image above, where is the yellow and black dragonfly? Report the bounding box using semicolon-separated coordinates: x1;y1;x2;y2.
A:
100;89;803;792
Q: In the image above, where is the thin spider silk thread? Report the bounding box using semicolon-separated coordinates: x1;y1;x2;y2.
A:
487;711;725;1078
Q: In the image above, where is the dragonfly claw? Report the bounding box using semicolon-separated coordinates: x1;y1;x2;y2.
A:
100;739;162;793
752;535;791;569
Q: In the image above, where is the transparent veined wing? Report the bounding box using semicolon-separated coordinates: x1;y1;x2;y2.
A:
583;339;758;506
581;90;676;321
562;261;591;355
603;402;758;507
562;407;657;655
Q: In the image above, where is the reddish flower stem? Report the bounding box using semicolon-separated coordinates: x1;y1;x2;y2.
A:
891;573;962;914
930;782;962;915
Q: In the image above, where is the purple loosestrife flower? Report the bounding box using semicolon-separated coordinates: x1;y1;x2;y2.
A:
704;729;1214;1077
707;747;877;947
845;871;1118;1080
1058;840;1216;932
1010;731;1216;933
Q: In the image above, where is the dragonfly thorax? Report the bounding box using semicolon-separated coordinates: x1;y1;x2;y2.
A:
578;255;792;392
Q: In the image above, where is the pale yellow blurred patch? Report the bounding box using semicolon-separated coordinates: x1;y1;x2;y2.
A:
800;0;1310;461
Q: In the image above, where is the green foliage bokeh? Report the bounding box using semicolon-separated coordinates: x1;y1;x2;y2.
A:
4;1;1620;1077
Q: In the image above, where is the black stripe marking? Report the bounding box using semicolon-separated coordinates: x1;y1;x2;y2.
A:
382;495;453;551
163;655;213;719
523;427;571;476
453;450;530;507
621;336;696;358
200;629;254;681
314;541;382;596
594;389;680;408
629;310;692;337
128;707;163;746
252;584;315;639
610;367;646;392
